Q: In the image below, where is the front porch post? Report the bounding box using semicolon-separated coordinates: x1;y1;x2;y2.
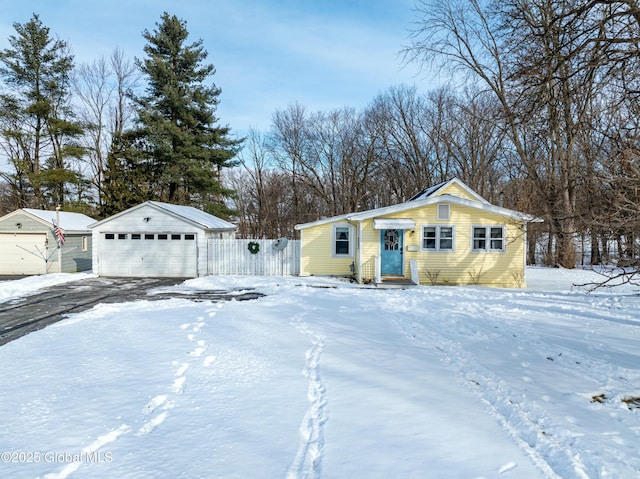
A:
357;221;363;283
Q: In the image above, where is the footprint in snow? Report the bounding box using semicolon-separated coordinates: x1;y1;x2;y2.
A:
192;322;205;332
142;394;168;415
498;462;517;474
137;411;169;436
172;376;186;394
190;347;205;357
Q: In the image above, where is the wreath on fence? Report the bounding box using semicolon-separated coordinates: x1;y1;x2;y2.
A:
248;241;260;255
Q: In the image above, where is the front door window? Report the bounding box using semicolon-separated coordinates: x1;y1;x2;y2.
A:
384;229;399;251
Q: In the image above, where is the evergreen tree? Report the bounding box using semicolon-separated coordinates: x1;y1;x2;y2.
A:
122;12;241;217
0;14;85;209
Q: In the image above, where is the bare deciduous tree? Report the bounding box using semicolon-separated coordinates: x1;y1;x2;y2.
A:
74;48;138;214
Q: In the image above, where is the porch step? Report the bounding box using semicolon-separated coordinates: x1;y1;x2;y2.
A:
376;277;417;289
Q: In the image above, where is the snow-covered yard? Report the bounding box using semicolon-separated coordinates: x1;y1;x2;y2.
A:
0;268;639;479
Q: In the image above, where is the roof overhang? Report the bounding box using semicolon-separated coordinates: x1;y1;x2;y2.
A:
373;218;416;230
295;193;543;230
89;201;237;231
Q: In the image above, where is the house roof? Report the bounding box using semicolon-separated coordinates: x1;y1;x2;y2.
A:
89;201;237;231
408;178;489;204
15;209;95;232
295;178;542;230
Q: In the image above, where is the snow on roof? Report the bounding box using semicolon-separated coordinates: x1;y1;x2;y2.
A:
22;209;95;231
295;192;541;230
408;178;489;203
148;201;236;230
407;180;448;201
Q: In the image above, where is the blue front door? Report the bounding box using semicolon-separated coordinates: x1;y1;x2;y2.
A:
380;229;403;275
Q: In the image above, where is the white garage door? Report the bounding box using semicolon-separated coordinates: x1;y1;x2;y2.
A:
99;232;198;277
0;233;48;275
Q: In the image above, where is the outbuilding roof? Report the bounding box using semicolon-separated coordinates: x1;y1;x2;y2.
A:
147;201;236;230
20;209;95;231
89;201;237;231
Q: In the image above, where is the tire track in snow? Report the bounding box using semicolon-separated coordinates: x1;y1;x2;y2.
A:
287;312;328;479
462;299;640;476
399;290;640;478
387;296;575;479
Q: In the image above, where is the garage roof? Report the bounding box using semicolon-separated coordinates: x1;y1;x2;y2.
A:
21;209;95;232
148;202;236;230
89;201;237;231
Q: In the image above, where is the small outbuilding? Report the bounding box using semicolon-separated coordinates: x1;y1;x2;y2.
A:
90;201;237;277
0;208;95;275
295;178;542;288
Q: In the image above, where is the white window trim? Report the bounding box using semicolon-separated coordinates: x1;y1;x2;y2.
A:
421;225;456;252
332;223;354;258
471;225;506;253
437;203;450;220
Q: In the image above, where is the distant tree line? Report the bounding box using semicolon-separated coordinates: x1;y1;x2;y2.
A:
0;12;240;219
231;0;640;272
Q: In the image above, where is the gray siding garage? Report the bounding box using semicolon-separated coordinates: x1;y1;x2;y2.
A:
90;201;236;277
0;209;95;275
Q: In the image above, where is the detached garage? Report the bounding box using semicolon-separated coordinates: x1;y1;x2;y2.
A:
90;201;237;277
0;208;95;275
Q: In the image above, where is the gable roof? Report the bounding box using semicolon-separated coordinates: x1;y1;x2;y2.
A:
148;201;236;230
89;201;237;231
0;208;95;232
408;177;489;204
295;178;541;230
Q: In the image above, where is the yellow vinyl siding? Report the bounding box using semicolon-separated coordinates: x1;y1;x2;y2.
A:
360;218;378;281
432;182;480;201
417;204;524;287
299;223;354;276
358;204;526;288
297;180;530;287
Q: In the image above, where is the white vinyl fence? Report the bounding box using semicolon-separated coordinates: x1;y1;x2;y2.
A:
208;239;300;276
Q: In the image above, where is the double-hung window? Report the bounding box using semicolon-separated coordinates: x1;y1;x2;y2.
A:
472;226;505;252
422;225;454;252
333;224;353;257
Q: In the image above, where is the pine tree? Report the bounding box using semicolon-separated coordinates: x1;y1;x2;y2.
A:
0;14;85;209
122;12;241;217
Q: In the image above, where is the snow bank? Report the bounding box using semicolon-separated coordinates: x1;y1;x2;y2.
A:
0;273;94;304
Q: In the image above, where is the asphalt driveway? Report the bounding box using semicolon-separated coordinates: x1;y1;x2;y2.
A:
0;276;263;345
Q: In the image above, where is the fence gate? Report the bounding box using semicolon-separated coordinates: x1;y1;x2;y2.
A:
207;239;300;276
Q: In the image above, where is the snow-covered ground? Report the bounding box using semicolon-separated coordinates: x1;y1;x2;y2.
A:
0;268;639;479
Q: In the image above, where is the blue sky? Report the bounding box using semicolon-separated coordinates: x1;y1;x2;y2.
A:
0;0;431;139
